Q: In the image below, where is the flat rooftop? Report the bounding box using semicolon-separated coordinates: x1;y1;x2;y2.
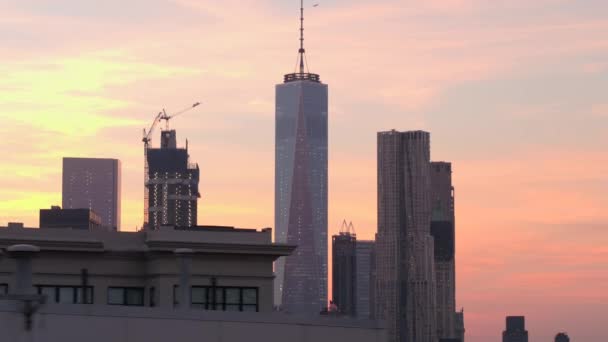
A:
0;225;294;256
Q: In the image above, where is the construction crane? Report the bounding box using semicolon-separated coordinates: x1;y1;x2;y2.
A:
141;101;201;229
159;102;201;130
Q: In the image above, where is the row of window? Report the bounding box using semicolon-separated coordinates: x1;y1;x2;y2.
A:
37;286;93;304
173;286;258;312
26;285;258;312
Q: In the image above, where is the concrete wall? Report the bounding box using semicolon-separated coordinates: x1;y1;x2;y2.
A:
0;302;386;342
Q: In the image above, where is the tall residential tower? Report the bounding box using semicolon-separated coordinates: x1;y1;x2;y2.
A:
274;0;328;313
375;130;437;342
430;161;457;339
62;157;121;230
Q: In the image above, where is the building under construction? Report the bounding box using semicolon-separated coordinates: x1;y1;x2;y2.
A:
145;129;200;230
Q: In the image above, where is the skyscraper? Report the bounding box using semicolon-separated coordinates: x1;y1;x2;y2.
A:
356;239;375;319
503;316;529;342
274;0;328;313
454;309;466;342
375;130;436;342
62;157;120;230
146;130;200;229
332;221;356;316
430;161;457;339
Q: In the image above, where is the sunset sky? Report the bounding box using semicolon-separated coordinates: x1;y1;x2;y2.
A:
1;0;607;340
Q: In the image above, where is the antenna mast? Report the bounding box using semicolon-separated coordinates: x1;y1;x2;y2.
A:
299;0;305;73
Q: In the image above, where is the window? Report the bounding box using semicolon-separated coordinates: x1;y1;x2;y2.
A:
175;286;258;312
107;287;144;306
36;286;93;304
0;284;7;295
149;287;156;307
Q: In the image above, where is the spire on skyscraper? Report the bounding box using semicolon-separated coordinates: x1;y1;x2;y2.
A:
284;0;320;83
298;0;306;74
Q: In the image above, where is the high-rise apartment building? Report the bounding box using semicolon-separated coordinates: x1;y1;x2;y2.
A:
146;130;200;230
430;161;457;339
274;1;328;313
503;316;529;342
332;223;356;316
356;240;375;319
375;130;436;342
62;157;120;230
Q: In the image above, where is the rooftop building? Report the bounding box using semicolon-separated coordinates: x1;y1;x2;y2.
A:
39;206;102;230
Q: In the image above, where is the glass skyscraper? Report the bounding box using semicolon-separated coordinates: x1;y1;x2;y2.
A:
274;1;328;312
62;157;121;230
274;73;328;313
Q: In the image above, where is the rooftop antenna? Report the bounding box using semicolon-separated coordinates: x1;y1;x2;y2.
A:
299;0;305;74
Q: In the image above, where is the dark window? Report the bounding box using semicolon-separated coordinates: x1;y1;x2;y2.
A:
149;287;156;307
107;287;144;306
174;286;258;312
0;284;7;295
36;285;93;304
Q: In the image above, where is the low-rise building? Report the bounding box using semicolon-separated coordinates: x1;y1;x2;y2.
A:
0;224;386;342
0;224;293;312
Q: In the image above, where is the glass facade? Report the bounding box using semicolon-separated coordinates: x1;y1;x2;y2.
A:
62;158;121;230
275;78;328;313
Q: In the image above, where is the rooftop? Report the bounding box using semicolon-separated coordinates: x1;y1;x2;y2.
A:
0;225;294;257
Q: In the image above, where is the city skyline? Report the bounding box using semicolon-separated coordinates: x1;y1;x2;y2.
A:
1;1;607;341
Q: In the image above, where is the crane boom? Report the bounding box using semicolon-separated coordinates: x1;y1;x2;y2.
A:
160;102;201;130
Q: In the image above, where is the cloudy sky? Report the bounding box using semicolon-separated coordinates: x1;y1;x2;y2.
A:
1;0;607;340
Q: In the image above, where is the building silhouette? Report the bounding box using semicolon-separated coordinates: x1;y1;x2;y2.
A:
274;0;328;313
62;157;120;230
356;239;375;319
430;161;457;339
332;221;357;316
503;316;528;342
555;332;570;342
454;309;465;342
146;130;200;230
375;130;437;342
39;206;102;230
